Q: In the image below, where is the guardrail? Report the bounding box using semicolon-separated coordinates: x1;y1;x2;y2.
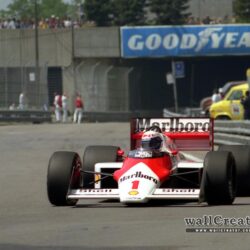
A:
0;110;52;123
0;109;248;145
163;108;187;117
214;120;250;145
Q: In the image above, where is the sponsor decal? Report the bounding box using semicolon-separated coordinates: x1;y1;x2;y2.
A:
135;118;210;132
129;190;139;196
79;189;114;193
121;26;250;57
134;150;152;158
95;174;101;183
161;188;197;193
119;171;158;184
231;103;241;115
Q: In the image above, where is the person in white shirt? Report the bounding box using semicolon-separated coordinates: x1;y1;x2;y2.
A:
211;89;221;103
19;92;25;110
53;92;62;122
62;93;68;123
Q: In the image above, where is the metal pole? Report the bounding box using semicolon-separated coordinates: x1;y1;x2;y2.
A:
35;0;40;108
4;67;8;108
190;63;195;107
171;60;178;112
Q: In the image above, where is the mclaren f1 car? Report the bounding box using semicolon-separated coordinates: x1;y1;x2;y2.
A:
47;117;250;206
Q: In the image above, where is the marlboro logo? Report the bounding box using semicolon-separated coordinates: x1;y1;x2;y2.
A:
135;118;210;132
119;171;158;184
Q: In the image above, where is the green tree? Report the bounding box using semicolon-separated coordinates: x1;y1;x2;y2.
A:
4;0;69;20
39;0;68;19
233;0;250;23
83;0;113;26
67;0;84;21
112;0;147;26
148;0;190;25
6;0;35;19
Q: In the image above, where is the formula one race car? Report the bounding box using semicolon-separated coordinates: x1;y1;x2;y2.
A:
47;117;250;206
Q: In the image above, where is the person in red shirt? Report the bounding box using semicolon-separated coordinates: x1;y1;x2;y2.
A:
73;95;84;124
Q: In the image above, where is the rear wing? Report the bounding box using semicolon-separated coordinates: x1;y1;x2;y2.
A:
130;118;213;151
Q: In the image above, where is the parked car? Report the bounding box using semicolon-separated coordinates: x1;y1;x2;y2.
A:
209;83;248;120
200;81;245;116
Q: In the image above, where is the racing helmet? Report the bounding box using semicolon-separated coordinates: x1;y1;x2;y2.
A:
141;131;163;151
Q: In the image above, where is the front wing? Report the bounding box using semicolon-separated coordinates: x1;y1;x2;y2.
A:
67;188;200;200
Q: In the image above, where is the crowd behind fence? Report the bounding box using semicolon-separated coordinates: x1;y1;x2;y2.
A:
0;15;237;30
0;16;94;30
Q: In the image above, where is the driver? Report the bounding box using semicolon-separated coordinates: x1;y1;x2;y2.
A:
141;130;171;154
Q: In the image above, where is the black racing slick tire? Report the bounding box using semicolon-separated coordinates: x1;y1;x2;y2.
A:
202;151;236;205
218;145;250;196
47;151;82;206
82;146;120;188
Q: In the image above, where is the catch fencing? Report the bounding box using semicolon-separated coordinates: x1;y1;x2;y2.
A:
0;65;48;110
74;60;133;112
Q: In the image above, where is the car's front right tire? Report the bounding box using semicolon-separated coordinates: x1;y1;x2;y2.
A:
47;151;81;206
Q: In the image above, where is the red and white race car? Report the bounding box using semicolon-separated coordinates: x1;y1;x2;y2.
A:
47;117;250;206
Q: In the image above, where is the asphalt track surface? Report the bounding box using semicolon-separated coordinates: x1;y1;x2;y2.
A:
1;122;250;250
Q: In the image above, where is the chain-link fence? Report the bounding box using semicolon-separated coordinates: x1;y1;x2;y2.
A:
0;65;48;110
73;60;133;112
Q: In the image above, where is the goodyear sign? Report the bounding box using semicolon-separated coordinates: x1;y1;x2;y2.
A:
121;25;250;57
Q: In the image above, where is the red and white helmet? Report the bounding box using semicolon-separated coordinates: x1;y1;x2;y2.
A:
141;131;163;151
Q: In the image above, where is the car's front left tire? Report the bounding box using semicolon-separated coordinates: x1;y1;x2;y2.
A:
202;151;236;205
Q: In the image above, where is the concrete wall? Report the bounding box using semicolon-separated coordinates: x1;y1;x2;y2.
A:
63;59;131;112
74;27;120;58
0;27;121;67
0;28;124;110
0;29;72;67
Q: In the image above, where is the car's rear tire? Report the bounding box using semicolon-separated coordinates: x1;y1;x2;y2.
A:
47;151;81;206
82;146;119;188
218;145;250;196
202;151;236;205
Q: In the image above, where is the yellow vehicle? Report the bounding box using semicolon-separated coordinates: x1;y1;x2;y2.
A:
209;83;248;120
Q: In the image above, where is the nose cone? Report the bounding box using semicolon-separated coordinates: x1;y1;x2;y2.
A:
118;162;160;203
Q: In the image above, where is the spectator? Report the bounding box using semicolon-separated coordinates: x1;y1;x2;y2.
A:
218;88;224;99
211;89;221;103
8;18;16;29
223;15;230;24
49;15;57;29
202;16;212;24
18;92;25;110
53;92;62;122
64;17;72;28
39;18;49;29
73;95;84;124
241;91;250;119
9;103;16;110
61;92;68;123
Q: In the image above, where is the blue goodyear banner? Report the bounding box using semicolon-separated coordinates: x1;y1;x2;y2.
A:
121;25;250;57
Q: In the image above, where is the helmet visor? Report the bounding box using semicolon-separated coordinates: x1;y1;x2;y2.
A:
141;137;162;150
